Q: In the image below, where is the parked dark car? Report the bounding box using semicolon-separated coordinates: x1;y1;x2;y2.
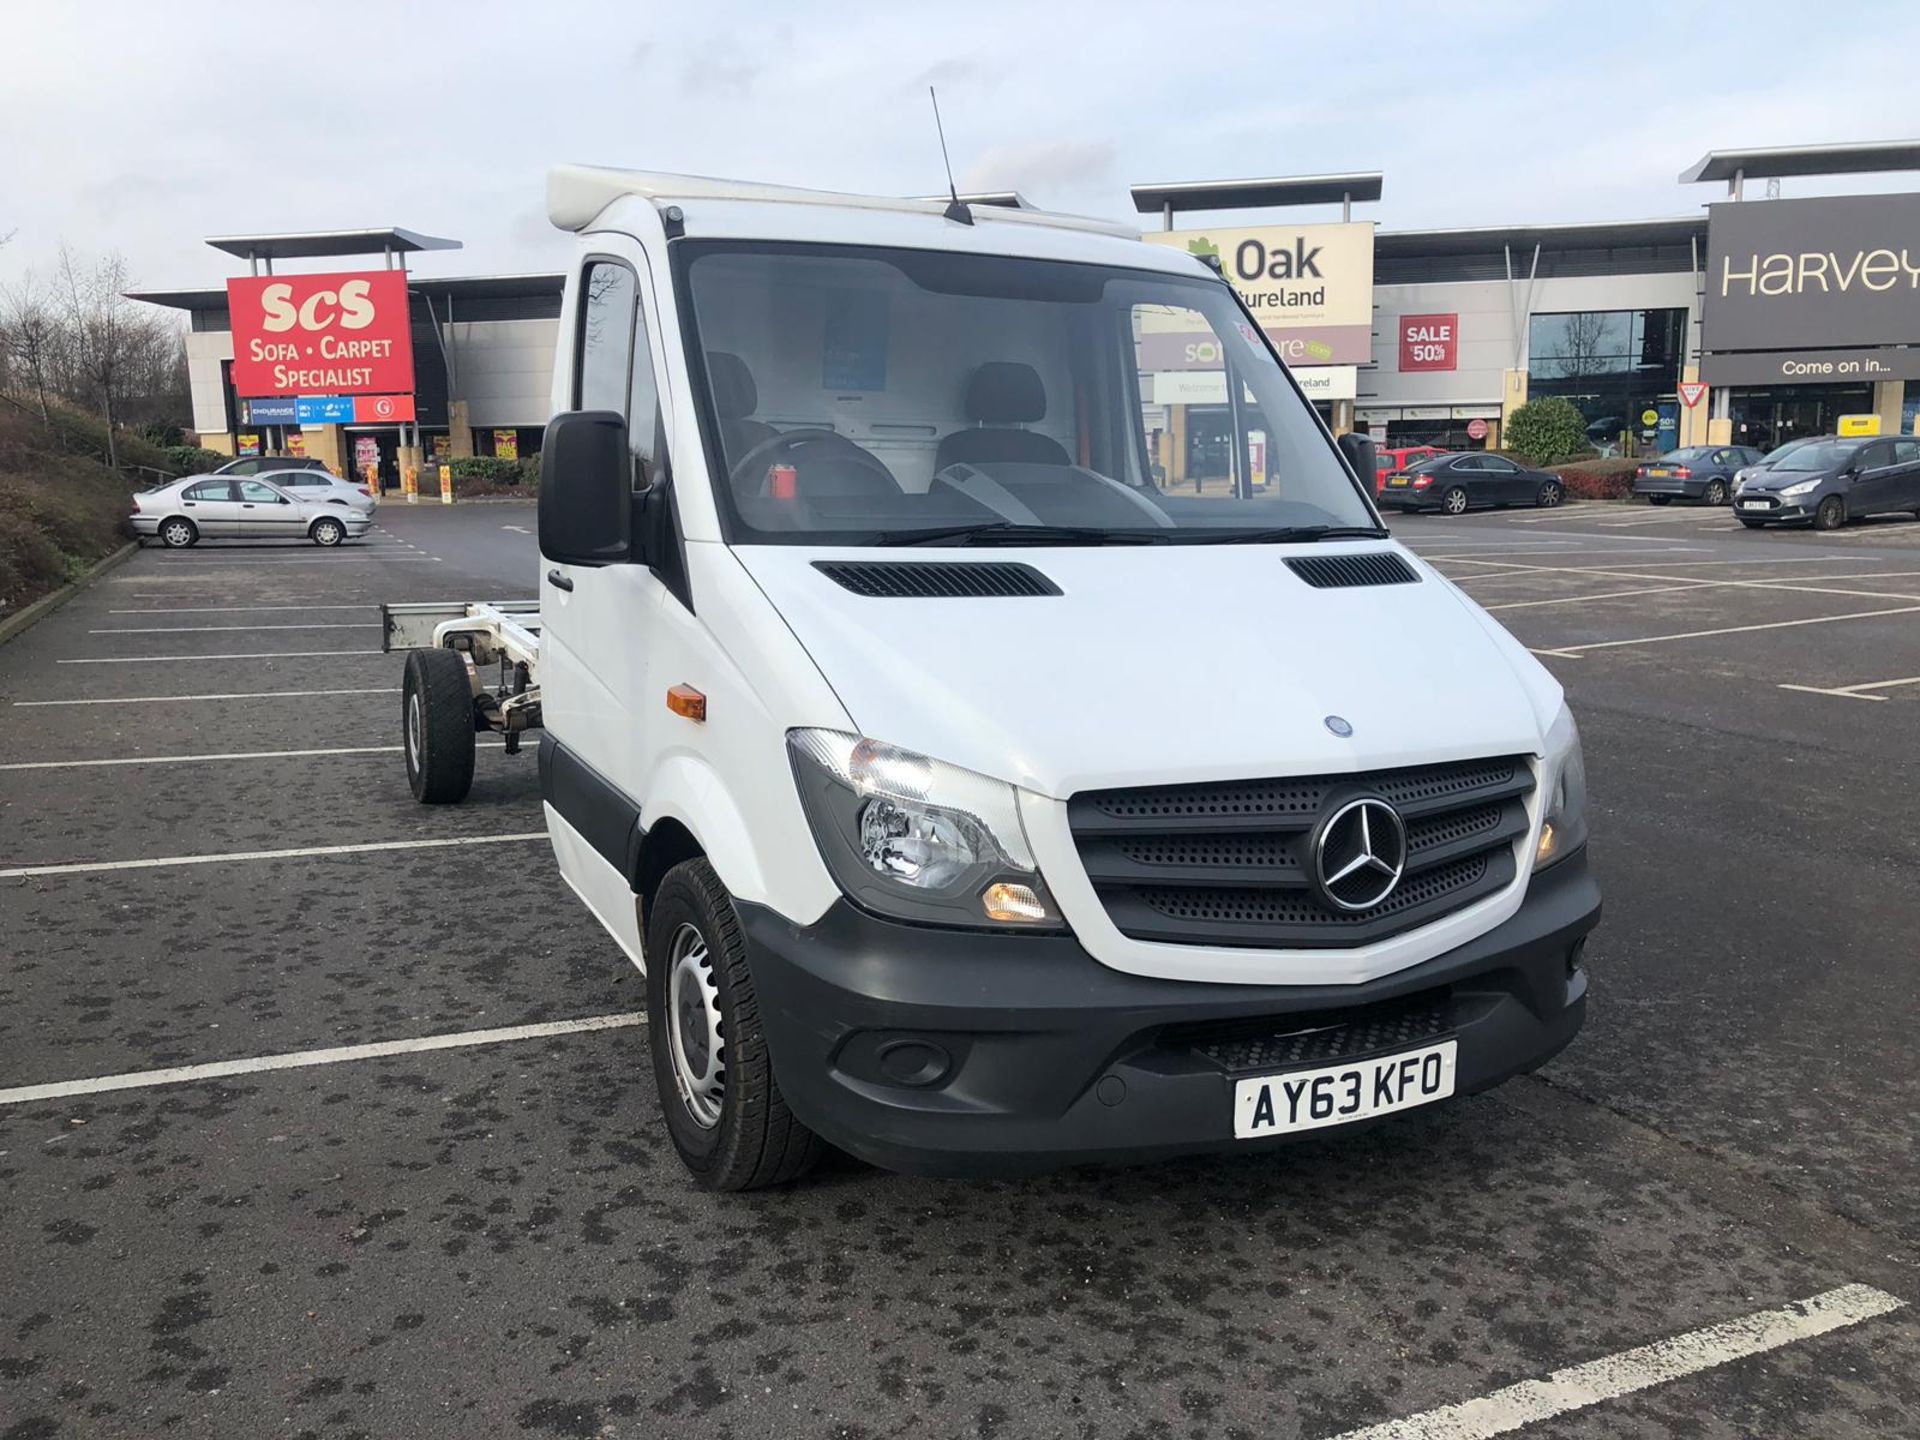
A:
1373;444;1446;494
213;456;332;477
1382;452;1564;515
1631;445;1762;506
1733;436;1920;531
1731;437;1819;494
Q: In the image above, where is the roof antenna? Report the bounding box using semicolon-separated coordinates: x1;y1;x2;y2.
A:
929;87;973;226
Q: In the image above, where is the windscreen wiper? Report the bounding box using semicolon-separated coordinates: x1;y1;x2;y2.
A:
877;522;1166;547
1180;525;1391;545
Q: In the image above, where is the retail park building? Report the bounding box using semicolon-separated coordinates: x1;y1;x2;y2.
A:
133;140;1920;487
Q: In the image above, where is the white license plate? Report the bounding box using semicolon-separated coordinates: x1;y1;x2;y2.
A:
1738;499;1769;511
1233;1040;1457;1138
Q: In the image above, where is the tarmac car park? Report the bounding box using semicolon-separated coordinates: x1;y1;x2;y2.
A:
2;486;1918;1437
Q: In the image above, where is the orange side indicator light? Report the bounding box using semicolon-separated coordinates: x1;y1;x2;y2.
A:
666;685;707;722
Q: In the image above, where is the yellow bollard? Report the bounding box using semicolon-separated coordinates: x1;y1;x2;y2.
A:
440;467;454;505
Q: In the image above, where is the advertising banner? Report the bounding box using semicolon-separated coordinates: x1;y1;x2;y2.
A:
243;396;298;424
226;270;416;398
1698;345;1920;387
1143;223;1375;367
355;394;416;424
1398;314;1458;372
493;430;519;461
295;396;354;424
1703;194;1920;354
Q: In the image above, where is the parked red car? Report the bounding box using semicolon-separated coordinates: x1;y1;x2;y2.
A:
1374;445;1447;494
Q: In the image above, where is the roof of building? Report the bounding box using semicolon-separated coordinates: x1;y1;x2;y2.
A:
1679;140;1920;184
202;227;463;262
1129;172;1384;216
126;271;564;311
1374;215;1707;258
545;165;1140;240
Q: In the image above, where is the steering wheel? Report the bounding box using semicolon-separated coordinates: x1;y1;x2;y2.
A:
727;427;898;499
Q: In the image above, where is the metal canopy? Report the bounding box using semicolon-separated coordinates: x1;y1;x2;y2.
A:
1375;216;1706;258
1679;140;1920;184
1129;172;1384;215
203;227;462;261
126;272;563;311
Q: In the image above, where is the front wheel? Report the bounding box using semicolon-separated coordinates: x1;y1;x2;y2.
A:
647;858;823;1191
1703;479;1728;506
1648;495;1671;506
1535;480;1564;509
402;647;476;803
1814;495;1846;531
1442;486;1469;516
310;516;346;547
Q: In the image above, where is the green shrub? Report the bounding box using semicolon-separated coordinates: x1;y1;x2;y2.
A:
164;444;226;475
449;455;524;484
1505;397;1590;465
29;402;176;476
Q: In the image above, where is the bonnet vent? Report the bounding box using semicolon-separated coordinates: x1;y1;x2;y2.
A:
812;560;1062;598
1284;552;1419;589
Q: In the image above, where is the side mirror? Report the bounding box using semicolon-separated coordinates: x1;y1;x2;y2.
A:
1336;432;1377;490
539;410;632;566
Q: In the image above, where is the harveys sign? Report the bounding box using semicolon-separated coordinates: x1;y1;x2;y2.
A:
226;270;415;398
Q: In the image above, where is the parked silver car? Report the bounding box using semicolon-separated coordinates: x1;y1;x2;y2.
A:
130;475;373;548
255;466;377;514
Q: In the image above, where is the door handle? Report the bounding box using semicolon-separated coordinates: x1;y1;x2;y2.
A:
547;569;574;592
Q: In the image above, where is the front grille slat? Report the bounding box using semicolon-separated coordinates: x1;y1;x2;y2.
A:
1284;552;1420;589
1176;992;1453;1073
1070;755;1531;950
811;560;1061;598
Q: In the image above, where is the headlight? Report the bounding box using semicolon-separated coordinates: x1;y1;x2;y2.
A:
1534;705;1589;871
1779;478;1819;498
788;730;1062;929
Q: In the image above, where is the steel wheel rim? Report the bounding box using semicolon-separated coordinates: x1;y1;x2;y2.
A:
317;521;341;545
406;690;422;771
665;922;725;1129
163;520;190;545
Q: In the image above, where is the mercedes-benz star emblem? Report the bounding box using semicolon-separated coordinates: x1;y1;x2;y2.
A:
1324;715;1353;737
1310;797;1407;912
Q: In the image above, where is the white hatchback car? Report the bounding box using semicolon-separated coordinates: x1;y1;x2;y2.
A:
131;475;373;548
256;466;378;514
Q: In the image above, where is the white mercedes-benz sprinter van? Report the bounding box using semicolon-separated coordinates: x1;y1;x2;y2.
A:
501;167;1596;1189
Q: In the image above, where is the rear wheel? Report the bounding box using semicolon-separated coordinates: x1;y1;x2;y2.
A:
1535;480;1564;508
1703;479;1728;506
1442;486;1469;516
310;516;346;547
402;647;476;803
1648;495;1670;506
647;858;823;1191
1814;495;1846;531
159;517;197;548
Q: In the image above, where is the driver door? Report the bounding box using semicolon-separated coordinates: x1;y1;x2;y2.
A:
1849;441;1898;517
539;238;677;959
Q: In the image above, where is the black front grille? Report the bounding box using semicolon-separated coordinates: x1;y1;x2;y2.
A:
811;560;1061;598
1174;991;1453;1073
1285;552;1420;589
1070;756;1532;949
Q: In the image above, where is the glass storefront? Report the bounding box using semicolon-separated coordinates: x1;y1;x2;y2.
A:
1725;384;1874;451
1527;307;1686;456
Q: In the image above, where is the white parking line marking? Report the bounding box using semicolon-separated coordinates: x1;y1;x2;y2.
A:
0;740;506;771
1780;675;1920;702
56;650;383;664
1533;604;1920;656
0;1012;647;1108
88;623;377;634
15;687;398;708
0;832;546;879
108;605;371;614
1326;1284;1904;1440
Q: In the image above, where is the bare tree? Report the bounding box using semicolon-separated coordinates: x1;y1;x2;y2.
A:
1549;312;1613;381
55;244;142;468
1;270;60;423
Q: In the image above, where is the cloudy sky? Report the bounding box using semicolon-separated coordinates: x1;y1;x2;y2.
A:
4;0;1917;289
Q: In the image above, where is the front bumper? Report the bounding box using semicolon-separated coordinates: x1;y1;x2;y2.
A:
1734;495;1809;522
740;850;1599;1176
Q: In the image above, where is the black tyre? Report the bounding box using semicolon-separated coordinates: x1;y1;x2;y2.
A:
646;857;823;1191
1703;478;1728;506
159;516;198;548
1441;486;1469;516
1739;518;1767;530
311;516;346;547
1648;495;1670;506
1535;480;1564;509
1814;495;1846;532
402;647;476;804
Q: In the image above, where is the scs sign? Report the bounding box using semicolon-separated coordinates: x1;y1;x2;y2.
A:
227;270;415;398
1398;314;1457;372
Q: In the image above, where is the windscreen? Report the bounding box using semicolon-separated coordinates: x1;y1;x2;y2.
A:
1774;442;1853;472
676;242;1376;545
